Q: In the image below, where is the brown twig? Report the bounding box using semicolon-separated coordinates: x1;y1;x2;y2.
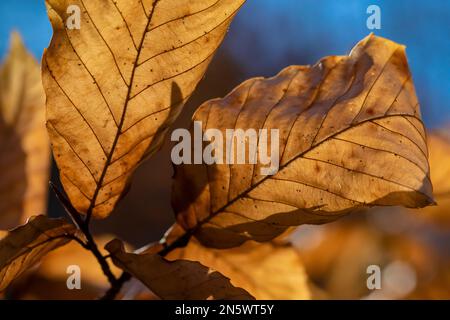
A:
158;230;192;257
51;182;196;300
100;272;132;300
82;227;118;286
51;183;118;289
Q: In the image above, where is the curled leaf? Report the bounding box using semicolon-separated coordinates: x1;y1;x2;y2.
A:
43;0;246;218
0;33;50;229
172;34;434;248
106;239;253;300
0;215;76;291
166;231;311;299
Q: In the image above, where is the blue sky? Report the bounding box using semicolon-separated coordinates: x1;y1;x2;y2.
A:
1;0;449;127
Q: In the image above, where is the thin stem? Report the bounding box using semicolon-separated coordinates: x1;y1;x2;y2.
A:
52;183;119;292
66;230;117;287
100;272;131;300
51;182;194;300
50;182;85;230
66;234;89;250
82;226;117;286
158;230;192;257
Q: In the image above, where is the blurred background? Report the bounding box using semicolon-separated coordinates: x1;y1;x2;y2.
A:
0;0;449;299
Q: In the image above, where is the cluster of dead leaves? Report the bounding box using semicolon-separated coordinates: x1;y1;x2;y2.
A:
0;0;448;300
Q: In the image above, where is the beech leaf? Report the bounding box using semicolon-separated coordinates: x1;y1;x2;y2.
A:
42;0;245;218
172;34;434;248
0;215;76;291
106;239;254;300
166;230;311;299
0;33;50;229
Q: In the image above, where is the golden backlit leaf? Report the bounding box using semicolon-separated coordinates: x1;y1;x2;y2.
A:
0;215;76;291
172;34;433;248
43;0;246;218
0;33;50;229
106;239;254;300
166;231;311;299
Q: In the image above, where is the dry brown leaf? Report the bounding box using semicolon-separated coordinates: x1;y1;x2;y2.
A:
166;233;311;299
106;239;254;300
0;33;50;229
42;0;245;218
0;215;76;291
172;34;434;248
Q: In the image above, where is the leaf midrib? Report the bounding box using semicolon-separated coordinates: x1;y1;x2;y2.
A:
193;113;429;233
86;0;161;217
